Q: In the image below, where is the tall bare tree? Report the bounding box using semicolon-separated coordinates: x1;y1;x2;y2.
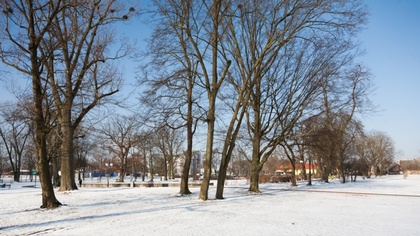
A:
0;0;64;208
146;0;232;200
41;1;136;191
195;0;234;200
319;64;372;183
237;0;368;193
143;0;205;195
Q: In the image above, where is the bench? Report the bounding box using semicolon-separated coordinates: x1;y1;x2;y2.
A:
0;179;12;189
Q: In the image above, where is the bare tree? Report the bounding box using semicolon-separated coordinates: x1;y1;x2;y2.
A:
0;0;64;208
319;64;372;183
40;1;136;191
0;145;9;178
154;125;184;180
146;0;232;200
74;126;93;182
357;131;395;177
97;115;140;182
143;0;206;195
237;0;368;193
281;134;305;187
229;145;251;178
0;102;31;181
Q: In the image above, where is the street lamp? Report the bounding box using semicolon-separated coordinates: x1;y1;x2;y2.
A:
79;167;84;187
105;161;113;187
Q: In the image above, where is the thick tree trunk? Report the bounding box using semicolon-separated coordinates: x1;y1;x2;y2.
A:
13;171;20;183
29;5;61;206
38;146;61;208
248;162;260;193
59;123;77;191
33;72;61;208
119;165;125;182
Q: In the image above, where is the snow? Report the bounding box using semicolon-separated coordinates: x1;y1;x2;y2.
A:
1;175;419;235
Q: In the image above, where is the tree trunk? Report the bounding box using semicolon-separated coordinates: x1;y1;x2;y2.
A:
323;164;330;183
179;72;194;195
199;93;216;200
149;154;154;181
52;156;60;187
163;155;168;181
215;83;249;199
142;154;146;181
28;2;61;206
216;153;230;199
119;163;125;182
340;154;346;183
168;153;174;180
307;156;312;186
59;123;78;191
290;161;297;187
180;148;192;194
248;161;260;193
38;146;61;208
199;117;215;200
32;64;61;208
119;153;128;182
301;162;307;181
248;121;262;193
13;170;20;183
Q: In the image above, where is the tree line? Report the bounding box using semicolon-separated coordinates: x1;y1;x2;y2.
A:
0;0;395;209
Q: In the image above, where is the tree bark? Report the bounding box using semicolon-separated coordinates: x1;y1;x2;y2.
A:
199;95;216;200
248;159;261;193
179;112;193;194
59;120;78;191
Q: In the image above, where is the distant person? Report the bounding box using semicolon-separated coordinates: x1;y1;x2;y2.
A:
79;179;82;187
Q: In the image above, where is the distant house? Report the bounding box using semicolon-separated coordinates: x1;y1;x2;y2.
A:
275;163;318;176
386;163;402;175
398;159;420;174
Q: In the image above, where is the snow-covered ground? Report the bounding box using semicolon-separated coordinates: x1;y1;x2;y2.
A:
1;175;419;236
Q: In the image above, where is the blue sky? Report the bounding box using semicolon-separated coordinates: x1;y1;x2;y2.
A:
359;0;420;158
1;0;419;159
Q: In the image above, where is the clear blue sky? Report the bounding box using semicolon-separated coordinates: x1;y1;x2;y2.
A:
360;0;420;159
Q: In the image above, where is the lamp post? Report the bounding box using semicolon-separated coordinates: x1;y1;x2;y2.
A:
105;161;113;187
79;167;84;187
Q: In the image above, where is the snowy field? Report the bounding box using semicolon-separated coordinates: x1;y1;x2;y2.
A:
1;175;419;236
